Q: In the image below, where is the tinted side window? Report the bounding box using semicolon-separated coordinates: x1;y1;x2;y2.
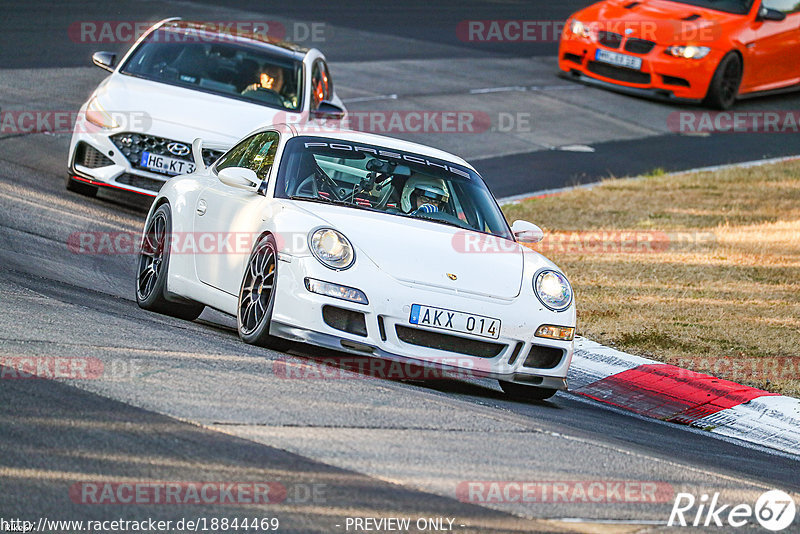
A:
762;0;800;13
310;60;332;110
215;131;280;181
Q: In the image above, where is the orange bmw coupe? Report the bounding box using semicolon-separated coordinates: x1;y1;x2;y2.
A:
559;0;800;109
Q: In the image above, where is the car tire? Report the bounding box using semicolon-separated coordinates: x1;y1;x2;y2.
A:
237;233;291;351
65;173;98;197
703;52;742;110
136;203;205;320
499;380;558;401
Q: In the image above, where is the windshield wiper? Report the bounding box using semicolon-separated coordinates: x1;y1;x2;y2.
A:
290;194;343;204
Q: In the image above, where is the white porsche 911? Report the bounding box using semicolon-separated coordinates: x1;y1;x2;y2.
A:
135;125;575;400
67;18;344;199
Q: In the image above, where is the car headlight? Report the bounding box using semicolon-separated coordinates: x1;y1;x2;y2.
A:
666;45;711;59
534;270;573;312
569;19;592;38
84;96;119;129
309;228;355;270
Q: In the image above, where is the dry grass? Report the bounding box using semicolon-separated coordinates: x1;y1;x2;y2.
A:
503;159;800;396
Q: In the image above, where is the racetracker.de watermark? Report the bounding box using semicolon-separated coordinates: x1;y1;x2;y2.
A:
276;110;532;134
457;480;674;503
669;111;800;134
70;231;273;255
0;110;151;135
451;230;716;254
0;357;155;381
667;357;800;382
457;20;565;43
458;20;721;43
273;356;487;380
70;482;289;505
0;357;103;380
68;20;328;44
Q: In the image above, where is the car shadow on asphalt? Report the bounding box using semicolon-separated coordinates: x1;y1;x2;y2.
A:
192;314;566;408
282;339;566;408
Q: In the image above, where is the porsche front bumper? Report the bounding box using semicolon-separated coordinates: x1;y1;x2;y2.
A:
270;253;574;389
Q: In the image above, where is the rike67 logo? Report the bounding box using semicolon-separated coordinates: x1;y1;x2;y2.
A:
669;490;796;531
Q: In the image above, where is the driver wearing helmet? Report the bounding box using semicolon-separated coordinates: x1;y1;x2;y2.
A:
401;176;449;215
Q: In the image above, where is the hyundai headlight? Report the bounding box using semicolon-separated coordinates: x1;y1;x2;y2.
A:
84;96;119;129
309;228;355;270
666;45;710;59
534;270;573;312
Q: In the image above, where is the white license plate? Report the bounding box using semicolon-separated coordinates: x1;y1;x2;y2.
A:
595;49;642;70
409;304;501;340
140;151;195;176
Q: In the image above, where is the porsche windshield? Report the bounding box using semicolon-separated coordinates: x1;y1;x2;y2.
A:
664;0;754;14
120;28;302;111
275;137;513;240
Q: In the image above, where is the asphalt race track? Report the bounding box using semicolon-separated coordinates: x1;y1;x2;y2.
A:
1;1;799;532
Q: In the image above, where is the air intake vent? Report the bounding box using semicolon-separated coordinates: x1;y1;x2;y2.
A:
523;345;565;369
323;306;368;337
624;1;641;8
74;142;113;169
587;61;652;84
624;38;656;54
395;325;505;358
682;14;701;21
598;31;623;49
661;74;691;87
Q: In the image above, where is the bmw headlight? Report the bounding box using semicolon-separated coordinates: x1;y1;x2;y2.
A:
666;45;711;59
569;20;592;38
309;228;355;270
534;270;573;312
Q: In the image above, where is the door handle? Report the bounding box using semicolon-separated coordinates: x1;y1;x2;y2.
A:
196;199;207;216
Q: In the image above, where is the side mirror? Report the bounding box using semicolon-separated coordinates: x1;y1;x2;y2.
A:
757;7;786;21
218;167;259;192
92;51;117;72
310;101;346;120
511;220;544;244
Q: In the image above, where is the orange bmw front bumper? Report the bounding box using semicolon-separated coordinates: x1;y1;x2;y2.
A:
558;32;722;102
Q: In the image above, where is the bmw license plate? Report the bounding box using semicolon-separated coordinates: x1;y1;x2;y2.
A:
595;49;642;70
409;304;501;340
140;151;195;176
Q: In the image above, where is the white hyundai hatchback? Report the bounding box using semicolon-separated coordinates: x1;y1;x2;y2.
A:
67;18;345;199
135;124;576;400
